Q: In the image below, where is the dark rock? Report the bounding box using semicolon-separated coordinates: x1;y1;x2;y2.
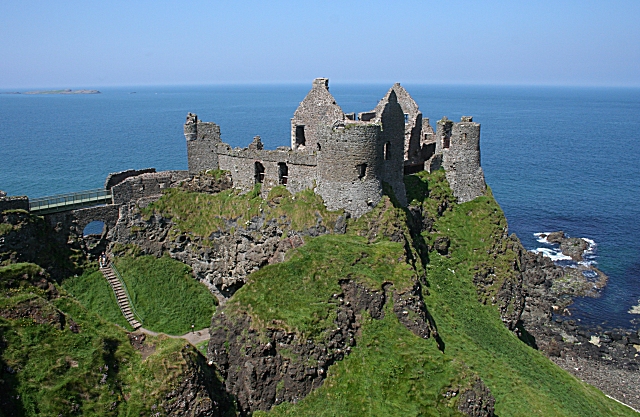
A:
434;236;450;255
457;379;496;417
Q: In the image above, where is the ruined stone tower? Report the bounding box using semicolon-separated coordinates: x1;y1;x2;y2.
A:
439;116;486;203
184;112;220;174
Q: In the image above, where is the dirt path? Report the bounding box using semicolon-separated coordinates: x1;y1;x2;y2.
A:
136;327;210;346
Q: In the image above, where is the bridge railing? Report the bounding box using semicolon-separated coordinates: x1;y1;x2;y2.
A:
29;188;112;213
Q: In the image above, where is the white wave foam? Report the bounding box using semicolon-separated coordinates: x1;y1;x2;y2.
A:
533;232;553;244
629;301;640;315
531;247;573;261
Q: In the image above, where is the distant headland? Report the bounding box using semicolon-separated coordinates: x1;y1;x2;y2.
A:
0;89;100;95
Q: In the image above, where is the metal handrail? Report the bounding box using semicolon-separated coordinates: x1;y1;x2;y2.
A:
110;262;144;325
29;188;112;211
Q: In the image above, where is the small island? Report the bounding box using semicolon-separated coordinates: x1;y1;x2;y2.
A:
1;89;101;95
24;89;101;95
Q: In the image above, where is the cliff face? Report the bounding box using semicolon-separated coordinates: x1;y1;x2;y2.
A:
108;176;347;300
2;170;635;416
0;212;234;416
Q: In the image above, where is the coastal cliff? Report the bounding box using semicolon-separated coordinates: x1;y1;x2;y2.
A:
1;170;638;416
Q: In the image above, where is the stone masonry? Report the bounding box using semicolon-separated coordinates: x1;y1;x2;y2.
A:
183;78;486;215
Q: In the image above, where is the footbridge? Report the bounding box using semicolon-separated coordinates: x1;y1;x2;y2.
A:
29;188;113;215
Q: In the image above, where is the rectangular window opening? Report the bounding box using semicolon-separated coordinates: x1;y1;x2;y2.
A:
255;161;265;184
356;163;367;179
295;125;306;146
278;162;288;185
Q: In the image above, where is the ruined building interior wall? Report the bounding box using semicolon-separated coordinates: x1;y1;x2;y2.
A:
377;91;408;207
290;78;345;152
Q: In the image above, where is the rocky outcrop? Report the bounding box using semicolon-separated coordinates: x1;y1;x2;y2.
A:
109;201;346;300
0;210;84;281
161;344;234;417
208;281;383;414
542;231;590;261
207;279;441;415
457;379;496;417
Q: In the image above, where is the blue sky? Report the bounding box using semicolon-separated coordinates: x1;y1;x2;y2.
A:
1;0;639;88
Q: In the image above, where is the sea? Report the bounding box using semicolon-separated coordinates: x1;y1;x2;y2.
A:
1;84;639;331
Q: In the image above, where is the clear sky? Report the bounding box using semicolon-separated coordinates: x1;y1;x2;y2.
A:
1;0;639;88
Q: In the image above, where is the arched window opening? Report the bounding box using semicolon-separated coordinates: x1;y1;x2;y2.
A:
278;162;289;185
255;161;265;184
443;136;450;149
384;141;391;160
404;114;409;123
317;142;321;151
83;220;105;237
356;163;367;180
295;125;306;147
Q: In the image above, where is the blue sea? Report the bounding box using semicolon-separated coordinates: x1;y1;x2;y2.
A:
1;84;639;330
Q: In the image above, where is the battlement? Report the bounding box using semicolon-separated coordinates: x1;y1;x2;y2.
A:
184;79;485;216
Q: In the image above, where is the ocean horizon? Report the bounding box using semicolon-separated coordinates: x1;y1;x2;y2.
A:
1;83;639;330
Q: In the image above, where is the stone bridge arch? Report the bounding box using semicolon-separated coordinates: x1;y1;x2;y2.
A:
72;205;120;236
45;204;120;238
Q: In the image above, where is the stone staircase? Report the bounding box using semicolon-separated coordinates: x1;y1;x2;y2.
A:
100;265;142;330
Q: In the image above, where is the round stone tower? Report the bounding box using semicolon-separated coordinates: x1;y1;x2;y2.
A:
315;122;383;218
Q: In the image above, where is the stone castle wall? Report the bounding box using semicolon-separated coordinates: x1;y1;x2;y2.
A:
104;168;157;190
185;113;220;174
316;123;384;218
290;78;345;152
111;171;188;205
0;196;29;212
183;78;486;217
441;117;486;203
377;91;408;207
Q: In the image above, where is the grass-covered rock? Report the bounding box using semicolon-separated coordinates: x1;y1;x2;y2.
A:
0;263;232;416
205;171;635;416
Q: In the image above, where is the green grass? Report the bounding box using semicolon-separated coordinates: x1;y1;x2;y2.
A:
1;262;230;416
225;171;636;416
259;305;468;417
414;171;634;416
62;268;133;331
141;185;343;240
228;234;416;339
114;255;217;335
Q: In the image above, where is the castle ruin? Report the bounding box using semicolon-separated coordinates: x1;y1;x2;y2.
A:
183;78;486;217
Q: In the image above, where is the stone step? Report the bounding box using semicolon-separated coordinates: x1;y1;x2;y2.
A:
100;266;143;328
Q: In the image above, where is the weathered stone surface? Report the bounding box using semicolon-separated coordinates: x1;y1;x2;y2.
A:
161;344;234;417
0;195;29;212
0;210;84;280
457;379;496;417
207;280;432;415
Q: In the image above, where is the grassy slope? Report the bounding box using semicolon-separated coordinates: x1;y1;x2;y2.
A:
229;234;416;339
229;172;635;416
142;185;343;240
414;171;634;416
260;307;467;417
114;255;217;335
62;268;133;331
0;263;227;417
